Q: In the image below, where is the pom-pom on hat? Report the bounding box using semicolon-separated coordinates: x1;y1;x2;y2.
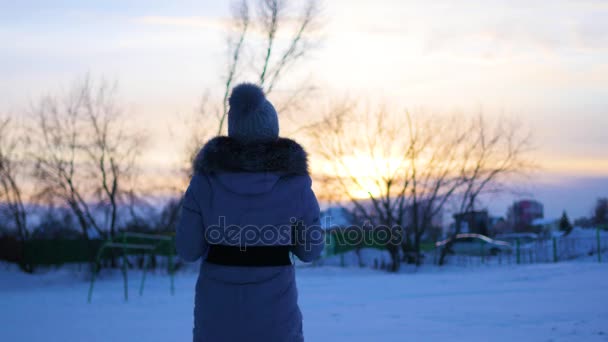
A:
227;83;279;143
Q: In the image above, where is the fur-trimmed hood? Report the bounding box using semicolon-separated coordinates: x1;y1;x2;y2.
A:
194;136;309;175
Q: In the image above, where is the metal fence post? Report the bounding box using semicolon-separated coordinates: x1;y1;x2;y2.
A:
597;227;602;263
139;253;150;296
552;237;558;263
516;239;520;265
122;234;129;301
168;253;175;296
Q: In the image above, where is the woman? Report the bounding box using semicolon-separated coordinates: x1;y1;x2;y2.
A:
176;83;324;342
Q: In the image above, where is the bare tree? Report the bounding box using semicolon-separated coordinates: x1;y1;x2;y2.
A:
437;115;533;265
197;0;322;139
308;103;533;271
32;87;101;239
31;77;146;240
0;117;29;241
307;105;413;271
217;0;251;135
80;78;145;239
256;0;320;95
400;114;470;266
593;198;608;228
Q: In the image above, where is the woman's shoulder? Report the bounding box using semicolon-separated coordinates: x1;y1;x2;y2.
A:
192;136;309;176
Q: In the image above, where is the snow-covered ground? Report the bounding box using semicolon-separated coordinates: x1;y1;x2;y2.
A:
1;261;607;342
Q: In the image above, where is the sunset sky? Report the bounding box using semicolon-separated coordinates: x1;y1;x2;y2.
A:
1;0;607;218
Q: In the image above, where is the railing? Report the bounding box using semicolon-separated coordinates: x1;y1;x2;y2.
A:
87;232;176;303
432;231;608;266
317;228;608;268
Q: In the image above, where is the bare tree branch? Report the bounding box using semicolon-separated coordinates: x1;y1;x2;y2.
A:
0;117;29;241
194;0;323;152
217;0;250;135
307;102;534;270
31;76;147;240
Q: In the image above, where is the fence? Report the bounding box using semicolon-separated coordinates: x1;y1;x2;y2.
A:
87;232;176;303
318;228;608;268
433;232;608;266
0;233;176;273
3;228;606;271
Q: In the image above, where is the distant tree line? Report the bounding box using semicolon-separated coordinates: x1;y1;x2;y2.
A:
573;198;608;229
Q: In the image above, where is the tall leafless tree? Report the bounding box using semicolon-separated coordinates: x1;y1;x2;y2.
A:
31;77;146;240
216;0;251;135
192;0;322;141
32;86;101;239
308;105;413;271
0;117;29;241
400;113;470;266
308;104;533;271
437;116;534;265
256;0;319;95
82;79;145;239
78;78;144;240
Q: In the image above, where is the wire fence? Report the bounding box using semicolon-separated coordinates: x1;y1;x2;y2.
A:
316;229;608;269
432;234;608;266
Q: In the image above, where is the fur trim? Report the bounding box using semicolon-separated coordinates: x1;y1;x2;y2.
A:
194;136;309;175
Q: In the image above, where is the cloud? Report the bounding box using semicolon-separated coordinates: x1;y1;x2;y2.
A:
133;14;316;40
329;0;608;63
133;15;229;31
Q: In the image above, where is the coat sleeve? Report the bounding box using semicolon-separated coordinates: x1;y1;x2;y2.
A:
175;174;208;262
291;177;324;262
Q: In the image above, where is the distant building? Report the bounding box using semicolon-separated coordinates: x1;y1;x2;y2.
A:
507;199;544;232
490;217;510;236
531;217;559;238
452;210;490;236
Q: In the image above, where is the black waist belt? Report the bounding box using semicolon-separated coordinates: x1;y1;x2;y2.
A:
205;245;292;266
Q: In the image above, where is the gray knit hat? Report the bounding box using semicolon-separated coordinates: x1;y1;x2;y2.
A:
227;83;279;143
